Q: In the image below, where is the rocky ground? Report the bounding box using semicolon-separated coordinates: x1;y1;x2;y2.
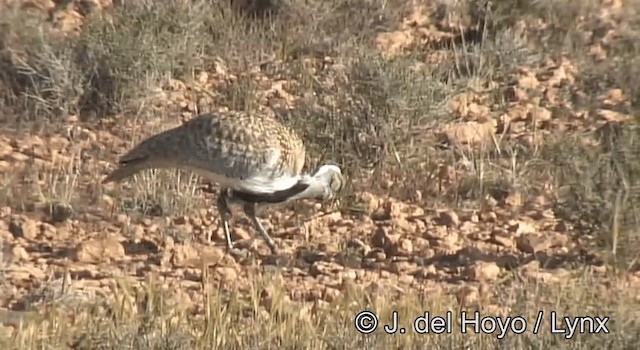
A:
0;0;640;348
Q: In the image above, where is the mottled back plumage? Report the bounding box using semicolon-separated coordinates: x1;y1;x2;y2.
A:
102;111;306;194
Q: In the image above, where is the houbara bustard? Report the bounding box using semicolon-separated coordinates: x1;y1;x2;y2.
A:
102;111;344;255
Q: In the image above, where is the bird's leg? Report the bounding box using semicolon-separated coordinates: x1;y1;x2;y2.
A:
216;188;234;251
243;202;279;255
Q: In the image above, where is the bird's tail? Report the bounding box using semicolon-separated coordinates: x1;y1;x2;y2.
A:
102;127;186;184
101;160;153;184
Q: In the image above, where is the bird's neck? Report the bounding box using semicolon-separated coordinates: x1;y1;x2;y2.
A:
287;175;326;201
231;177;311;204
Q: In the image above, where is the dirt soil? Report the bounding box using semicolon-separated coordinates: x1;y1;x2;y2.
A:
1;0;640;348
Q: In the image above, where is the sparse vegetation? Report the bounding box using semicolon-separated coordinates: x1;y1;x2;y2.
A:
1;0;640;348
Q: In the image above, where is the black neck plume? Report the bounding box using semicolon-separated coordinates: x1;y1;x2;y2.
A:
231;181;310;204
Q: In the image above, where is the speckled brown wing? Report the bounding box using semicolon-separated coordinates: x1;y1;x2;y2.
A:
102;112;307;194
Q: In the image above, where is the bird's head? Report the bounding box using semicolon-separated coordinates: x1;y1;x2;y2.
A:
292;164;344;202
311;164;344;201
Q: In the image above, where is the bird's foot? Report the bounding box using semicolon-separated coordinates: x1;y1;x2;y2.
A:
226;245;249;260
265;241;279;256
263;250;294;267
244;239;279;257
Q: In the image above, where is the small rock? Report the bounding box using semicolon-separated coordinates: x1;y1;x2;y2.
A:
310;261;343;277
527;106;552;125
8;152;28;162
197;71;209;84
49;202;73;223
391;261;416;274
372;200;404;220
115;214;129;225
162;236;175;249
40;223;59;240
393;218;414;234
8;265;46;282
8;217;39;239
415;265;437;279
397;238;413;255
10;246;29;262
508;221;536;235
440;121;497;148
338;269;357;281
0;161;11;172
535;271;560;283
516;234;550;254
518;71;540;89
480;211;497;222
467;103;490;119
437;210;460;227
357;192;382;212
365;249;386;262
459;221;476;233
412;237;430;251
213;267;237;282
231;227;252;241
0;206;11;218
490;230;515;249
173;216;188;225
347;238;371;256
504;192;523;207
386;200;404;219
436;230;462;251
100;194;115;208
597;109;629;122
371;226;397;251
554;221;570;232
465;261;501;281
375;31;413;57
551;234;569;247
74;235;126;263
171;244;229;268
131;226;145;241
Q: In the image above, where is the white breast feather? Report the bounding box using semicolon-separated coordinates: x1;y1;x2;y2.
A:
187;147;303;195
235;148;301;194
